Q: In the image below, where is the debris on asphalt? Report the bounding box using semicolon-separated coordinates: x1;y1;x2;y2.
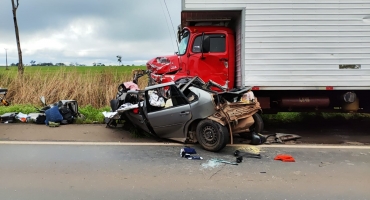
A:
266;133;301;144
319;162;332;167
180;147;203;160
236;146;261;154
210;158;238;165
234;149;262;160
236;156;243;163
274;154;296;162
201;160;222;169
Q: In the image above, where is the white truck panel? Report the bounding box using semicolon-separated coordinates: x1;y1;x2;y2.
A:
183;0;370;88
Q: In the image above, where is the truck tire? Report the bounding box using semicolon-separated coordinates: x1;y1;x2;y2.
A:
239;113;264;138
196;119;230;152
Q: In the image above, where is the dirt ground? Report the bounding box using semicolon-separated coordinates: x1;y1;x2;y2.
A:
1;123;370;145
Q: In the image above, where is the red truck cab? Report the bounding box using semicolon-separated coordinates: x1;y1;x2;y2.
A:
147;26;235;91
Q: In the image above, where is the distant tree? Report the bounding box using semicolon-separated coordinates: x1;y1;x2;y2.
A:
11;0;24;75
116;55;122;66
30;60;36;66
55;63;65;66
93;62;96;66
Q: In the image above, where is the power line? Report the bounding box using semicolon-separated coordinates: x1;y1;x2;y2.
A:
159;0;176;52
163;0;180;52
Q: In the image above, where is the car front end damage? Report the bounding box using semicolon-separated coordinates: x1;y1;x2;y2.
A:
206;98;261;145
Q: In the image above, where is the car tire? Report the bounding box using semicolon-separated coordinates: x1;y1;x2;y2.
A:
251;113;264;133
239;113;264;139
196;119;230;152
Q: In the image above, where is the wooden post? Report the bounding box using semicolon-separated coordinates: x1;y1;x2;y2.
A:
11;0;24;75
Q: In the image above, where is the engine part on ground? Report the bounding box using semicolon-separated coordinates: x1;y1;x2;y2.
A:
279;97;330;108
342;96;360;112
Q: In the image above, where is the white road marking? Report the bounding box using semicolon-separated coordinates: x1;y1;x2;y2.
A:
240;144;370;149
0;141;182;146
0;141;369;149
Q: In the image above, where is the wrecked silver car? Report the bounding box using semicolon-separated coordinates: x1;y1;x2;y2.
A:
106;76;263;152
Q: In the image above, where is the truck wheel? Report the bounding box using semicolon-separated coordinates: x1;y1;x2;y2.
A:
196;119;230;152
239;113;264;138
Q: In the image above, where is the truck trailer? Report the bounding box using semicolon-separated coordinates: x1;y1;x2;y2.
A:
146;0;370;113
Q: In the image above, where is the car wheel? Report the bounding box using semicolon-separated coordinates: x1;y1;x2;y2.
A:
239;113;264;139
196;119;230;152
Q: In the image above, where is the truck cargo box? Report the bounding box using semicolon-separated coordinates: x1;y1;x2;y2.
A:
182;0;370;90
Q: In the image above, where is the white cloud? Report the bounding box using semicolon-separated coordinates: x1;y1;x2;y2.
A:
0;0;181;66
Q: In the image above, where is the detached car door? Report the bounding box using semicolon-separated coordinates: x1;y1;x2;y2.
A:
123;91;153;135
145;85;192;142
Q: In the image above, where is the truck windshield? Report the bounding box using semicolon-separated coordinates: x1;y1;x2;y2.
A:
178;30;189;55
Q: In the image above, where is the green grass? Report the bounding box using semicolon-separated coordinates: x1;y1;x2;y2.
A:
77;105;110;124
262;112;370;129
0;104;38;115
0;65;146;77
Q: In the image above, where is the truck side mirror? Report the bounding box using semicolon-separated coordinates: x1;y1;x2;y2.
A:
202;37;210;53
200;33;210;59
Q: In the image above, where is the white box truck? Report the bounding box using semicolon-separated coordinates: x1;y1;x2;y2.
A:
146;0;370;113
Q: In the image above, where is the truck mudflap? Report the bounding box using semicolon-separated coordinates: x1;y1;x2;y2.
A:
207;99;261;144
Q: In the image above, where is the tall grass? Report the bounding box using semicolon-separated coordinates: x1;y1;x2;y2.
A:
0;67;147;108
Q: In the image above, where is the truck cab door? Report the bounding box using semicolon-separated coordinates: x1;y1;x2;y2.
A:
188;34;229;89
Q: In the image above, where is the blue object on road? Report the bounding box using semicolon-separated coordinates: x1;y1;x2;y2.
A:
180;147;197;157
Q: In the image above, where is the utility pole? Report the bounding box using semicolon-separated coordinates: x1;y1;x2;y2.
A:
11;0;24;75
4;48;8;70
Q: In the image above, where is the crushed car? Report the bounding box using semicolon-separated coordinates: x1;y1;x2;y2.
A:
106;73;263;152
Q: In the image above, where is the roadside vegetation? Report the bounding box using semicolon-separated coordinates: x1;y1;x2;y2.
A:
1;66;369;126
262;112;370;130
0;66;146;107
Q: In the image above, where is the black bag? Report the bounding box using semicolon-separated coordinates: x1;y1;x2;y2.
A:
57;100;78;124
59;105;73;123
35;114;46;124
0;112;17;123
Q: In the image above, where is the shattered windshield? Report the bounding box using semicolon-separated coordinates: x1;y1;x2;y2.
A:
178;30;190;55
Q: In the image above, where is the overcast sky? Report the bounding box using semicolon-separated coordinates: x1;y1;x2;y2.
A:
0;0;181;66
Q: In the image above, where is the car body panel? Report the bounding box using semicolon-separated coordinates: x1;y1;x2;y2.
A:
147;104;191;142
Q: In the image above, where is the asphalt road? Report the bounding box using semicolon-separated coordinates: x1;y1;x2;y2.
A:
1;144;369;200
